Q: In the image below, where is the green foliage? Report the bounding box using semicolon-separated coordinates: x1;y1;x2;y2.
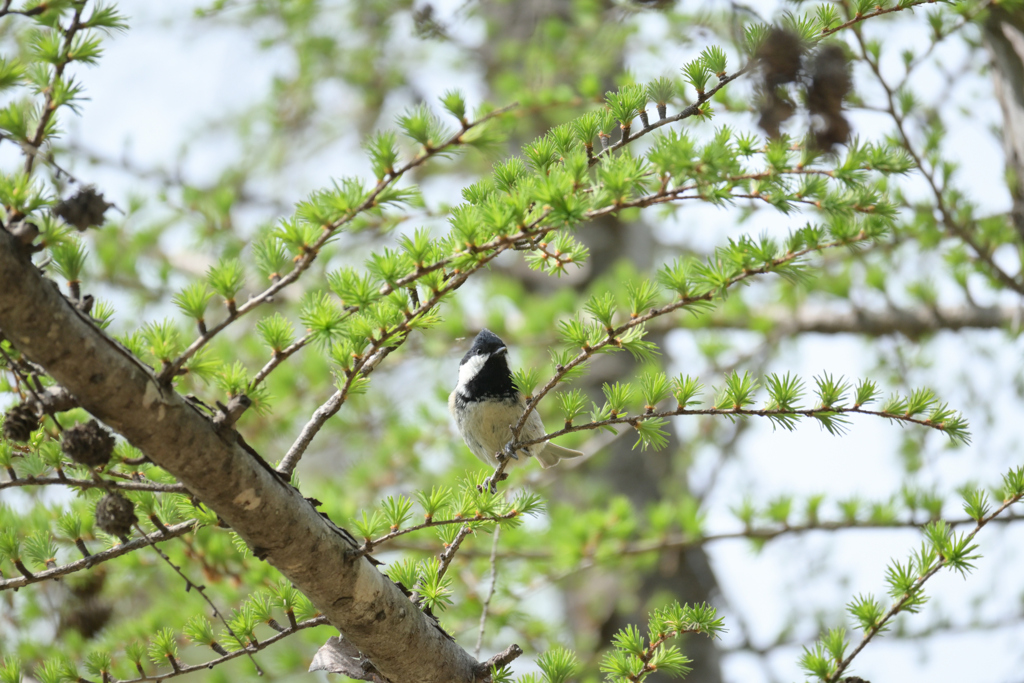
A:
172;281;214;322
847;593;885;633
416;557;454;612
599;602;721;683
638;371;670;410
206;258;245;304
50;237;87;283
633;416;669;451
416;486;454;520
255;312;295;353
147;627;179;667
366;131;400;180
700;45;728;77
682;58;711;95
397;104;451;150
182;614;216;646
605;84;646;131
21;530;57;569
537;647;578;683
140;319;183;364
82;651;111;678
300;291;346;348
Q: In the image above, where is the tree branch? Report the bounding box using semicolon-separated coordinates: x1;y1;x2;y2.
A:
117;616;329;683
697;303;1022;338
161;102;519;381
385;511;1024;562
0;475;187;493
0;519;197;591
0;229;483;683
504;234;878;457
826;492;1024;681
853;21;1024;295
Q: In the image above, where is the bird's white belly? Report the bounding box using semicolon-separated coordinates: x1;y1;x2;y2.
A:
449;394;545;467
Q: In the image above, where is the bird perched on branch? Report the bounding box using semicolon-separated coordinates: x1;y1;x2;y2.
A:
450;329;584;469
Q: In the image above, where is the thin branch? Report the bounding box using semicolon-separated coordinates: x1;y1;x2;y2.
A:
160;102;519;382
725;611;1024;657
437;525;474;581
0;1;47;18
357;511;519;557
820;0;943;39
249;333;312;390
475;526;501;659
0;475;187;493
608;513;1024;560
696;303;1022;338
506;234;876;451
23;4;85;175
0;520;198;592
895;0;994;90
591;67;751;166
826;492;1024;682
852;21;1024;295
385;512;1024;562
115;616;329;683
473;643;523;681
515;402;964;452
134;522;264;676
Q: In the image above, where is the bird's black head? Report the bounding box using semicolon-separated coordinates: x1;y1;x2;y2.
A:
456;329;517;401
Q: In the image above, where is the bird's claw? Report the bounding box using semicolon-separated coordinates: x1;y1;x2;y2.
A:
478;472;508;495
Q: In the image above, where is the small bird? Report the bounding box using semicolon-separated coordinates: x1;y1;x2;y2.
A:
449;329;584;469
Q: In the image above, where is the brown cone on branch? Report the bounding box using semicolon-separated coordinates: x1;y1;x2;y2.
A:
62;419;115;467
3;403;39;443
53;187;114;231
95;493;137;538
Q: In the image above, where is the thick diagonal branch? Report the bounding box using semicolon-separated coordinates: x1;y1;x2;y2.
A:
0;231;479;683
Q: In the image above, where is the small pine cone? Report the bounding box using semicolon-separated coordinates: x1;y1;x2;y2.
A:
95;493;137;538
62;419;115;467
60;598;114;639
2;403;39;443
53;186;114;231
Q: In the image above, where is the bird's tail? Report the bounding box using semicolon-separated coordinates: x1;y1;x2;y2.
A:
535;442;584;469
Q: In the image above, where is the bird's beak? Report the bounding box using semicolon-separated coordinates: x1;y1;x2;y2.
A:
493;346;507;356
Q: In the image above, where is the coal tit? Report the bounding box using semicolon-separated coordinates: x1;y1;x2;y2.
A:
449;329;584;469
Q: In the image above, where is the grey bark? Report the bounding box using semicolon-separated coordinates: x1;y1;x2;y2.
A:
0;230;480;682
984;8;1024;241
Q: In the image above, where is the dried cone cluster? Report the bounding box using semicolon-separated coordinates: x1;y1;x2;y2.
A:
95;493;137;538
62;419;115;467
2;403;38;442
53;186;114;231
60;568;113;639
806;44;852;150
755;28;852;151
755;28;803;139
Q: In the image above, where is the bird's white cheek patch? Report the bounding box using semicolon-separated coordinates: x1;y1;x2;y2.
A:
458;354;488;389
